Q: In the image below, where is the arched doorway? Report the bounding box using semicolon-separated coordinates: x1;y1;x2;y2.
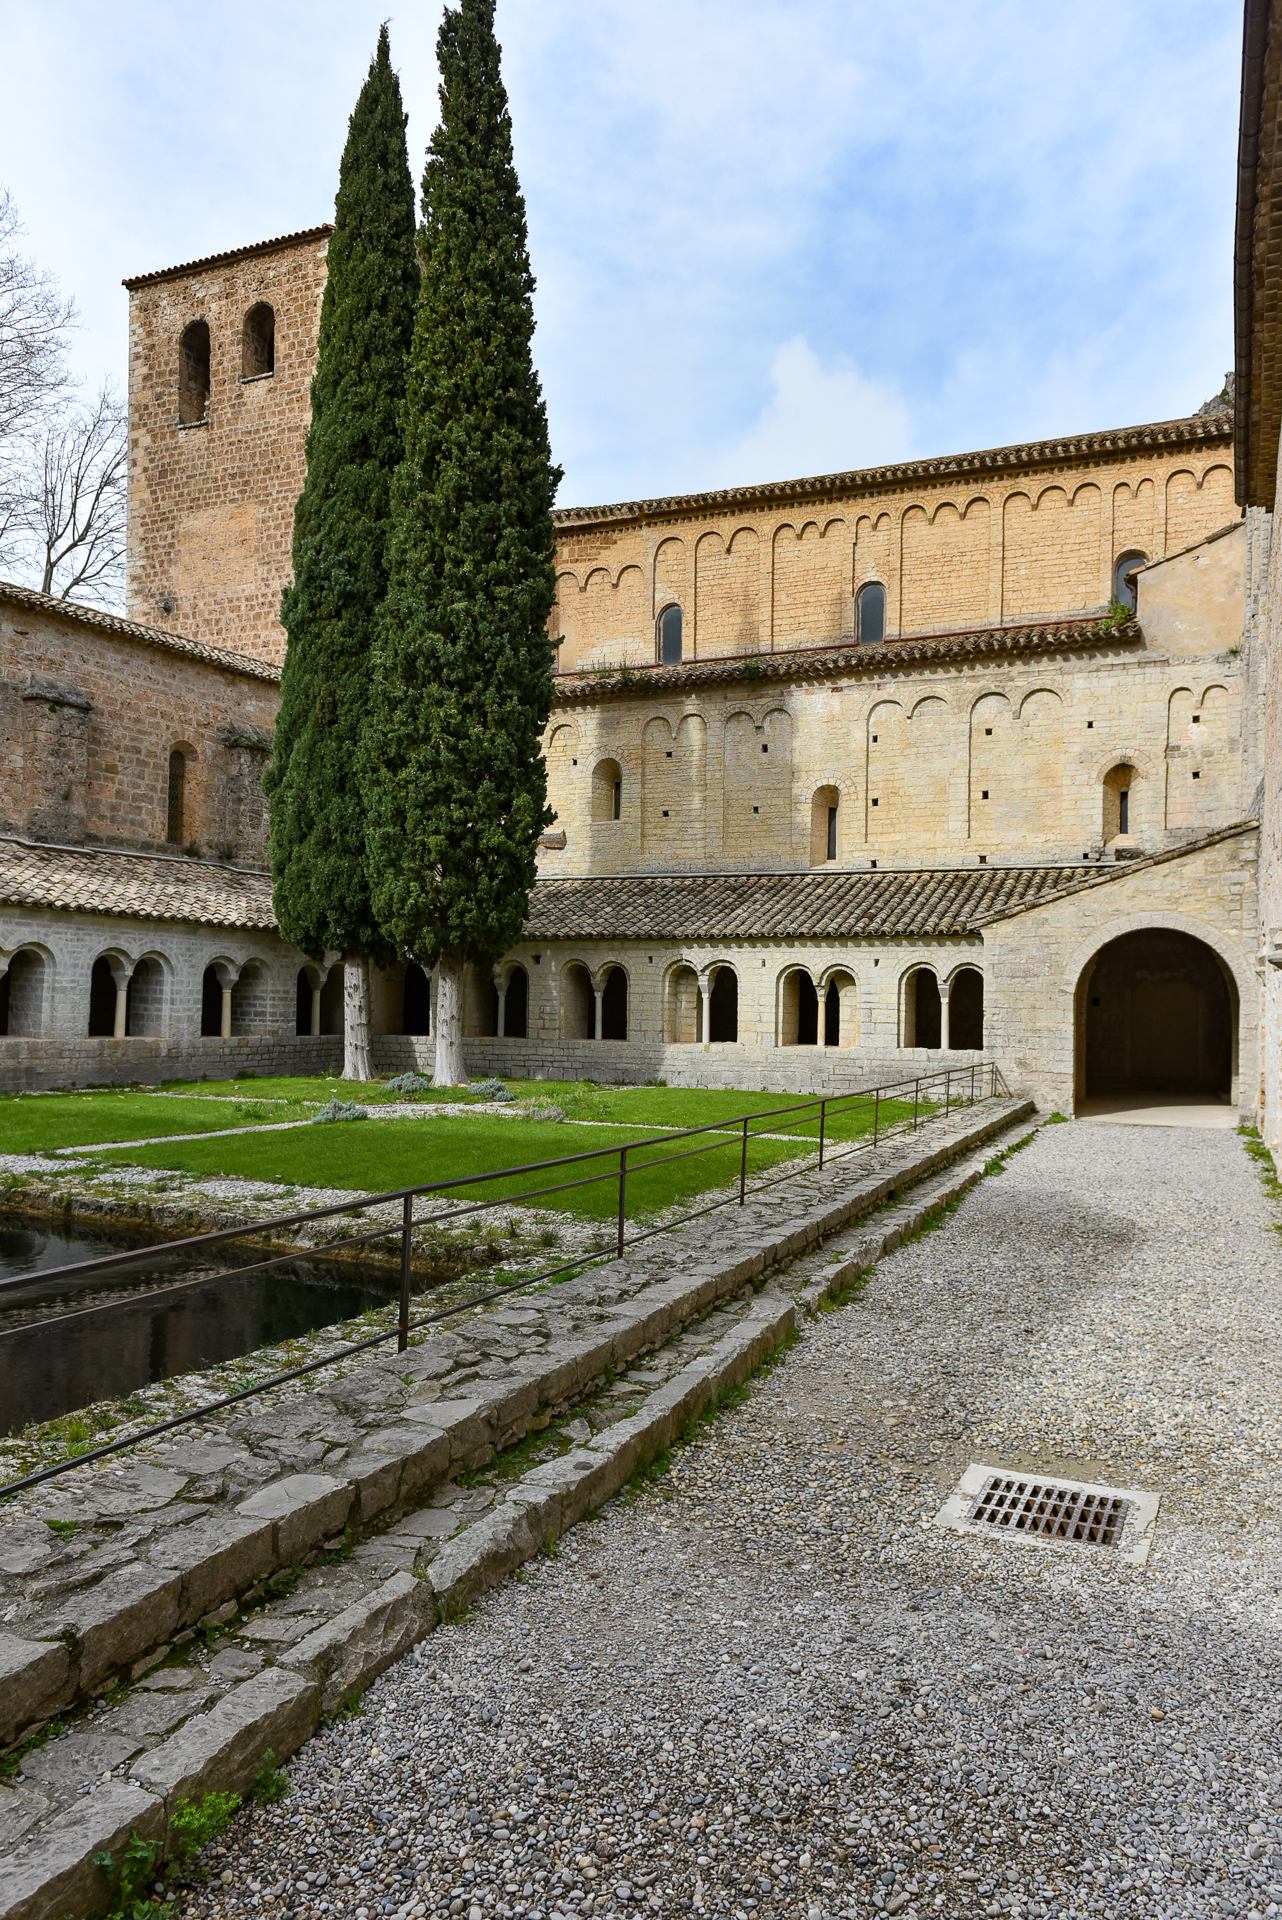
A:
1076;929;1236;1107
708;967;738;1042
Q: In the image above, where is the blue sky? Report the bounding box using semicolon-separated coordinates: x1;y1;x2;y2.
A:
0;0;1242;508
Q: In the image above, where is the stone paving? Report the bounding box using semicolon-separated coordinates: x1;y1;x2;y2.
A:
0;1098;1029;1920
169;1119;1282;1920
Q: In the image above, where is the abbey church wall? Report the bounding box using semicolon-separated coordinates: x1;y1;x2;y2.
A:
541;523;1248;878
552;426;1237;671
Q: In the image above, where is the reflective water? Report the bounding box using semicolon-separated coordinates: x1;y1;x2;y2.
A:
0;1220;397;1433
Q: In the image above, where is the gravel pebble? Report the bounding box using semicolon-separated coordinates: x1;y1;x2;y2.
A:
178;1122;1282;1919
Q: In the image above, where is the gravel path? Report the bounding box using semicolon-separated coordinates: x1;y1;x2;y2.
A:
179;1121;1282;1920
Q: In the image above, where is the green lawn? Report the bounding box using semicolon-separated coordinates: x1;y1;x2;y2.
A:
156;1072;924;1142
91;1113;818;1221
0;1091;298;1155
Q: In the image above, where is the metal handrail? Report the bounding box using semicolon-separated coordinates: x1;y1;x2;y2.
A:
0;1060;1008;1497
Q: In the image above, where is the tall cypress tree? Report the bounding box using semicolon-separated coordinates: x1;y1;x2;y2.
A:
367;0;559;1087
265;27;417;1079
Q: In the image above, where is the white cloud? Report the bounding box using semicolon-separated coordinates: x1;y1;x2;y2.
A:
712;336;915;490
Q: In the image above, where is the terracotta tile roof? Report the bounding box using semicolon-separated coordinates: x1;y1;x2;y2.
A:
0;581;280;684
122;225;333;290
521;865;1093;944
0;838;276;932
553;414;1233;531
553;616;1140;706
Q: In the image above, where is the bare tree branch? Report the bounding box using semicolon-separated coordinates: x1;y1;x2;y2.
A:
0;190;76;447
26;382;127;606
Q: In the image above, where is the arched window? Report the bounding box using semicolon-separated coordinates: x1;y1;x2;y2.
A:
1112;551;1148;612
562;962;595;1039
178;320;211;425
779;968;819;1046
242;302;275;379
125;956;167;1036
592;758;623;822
166;747;188;844
230;960;270;1035
0;948;49;1037
663;963;700;1043
1103;763;1137;842
823;968;858;1047
600;966;628;1040
88;955;118;1037
657;604;683;665
402;962;431;1037
708;966;738;1043
201;964;223;1037
949;968;984;1049
505;964;529;1039
903;967;941;1048
810;785;840;865
856;581;886;645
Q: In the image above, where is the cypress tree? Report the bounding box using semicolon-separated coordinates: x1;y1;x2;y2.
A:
265;27;417;1080
367;0;559;1087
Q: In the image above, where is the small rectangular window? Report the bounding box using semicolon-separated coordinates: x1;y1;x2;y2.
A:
981;789;989;800
1118;789;1129;834
826;805;838;862
871;797;879;808
611;780;621;822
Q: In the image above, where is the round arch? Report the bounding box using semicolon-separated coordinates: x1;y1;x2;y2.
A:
1071;921;1243;1110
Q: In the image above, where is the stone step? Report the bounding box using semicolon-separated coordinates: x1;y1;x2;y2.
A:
0;1099;1037;1920
0;1096;1033;1761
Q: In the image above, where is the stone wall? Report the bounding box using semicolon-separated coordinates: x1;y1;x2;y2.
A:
981;825;1259;1113
124;232;329;666
543;615;1249;879
553;436;1237;672
0;596;279;863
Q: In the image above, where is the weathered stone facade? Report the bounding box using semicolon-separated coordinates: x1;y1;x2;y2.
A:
124;229;330;667
0;586;278;863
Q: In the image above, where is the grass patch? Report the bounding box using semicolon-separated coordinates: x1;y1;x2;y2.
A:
91;1113;816;1221
0;1091;304;1154
1240;1124;1282;1209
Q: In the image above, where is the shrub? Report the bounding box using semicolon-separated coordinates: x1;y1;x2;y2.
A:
310;1098;369;1124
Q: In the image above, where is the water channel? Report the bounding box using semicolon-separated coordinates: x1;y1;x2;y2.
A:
0;1219;399;1434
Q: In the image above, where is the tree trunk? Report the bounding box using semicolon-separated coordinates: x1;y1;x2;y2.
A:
432;949;467;1088
343;952;374;1081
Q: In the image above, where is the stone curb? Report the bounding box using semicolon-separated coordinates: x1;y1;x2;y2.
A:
1;1099;1032;1758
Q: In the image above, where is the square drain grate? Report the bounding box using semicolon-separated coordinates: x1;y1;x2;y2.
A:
934;1462;1160;1566
969;1473;1129;1548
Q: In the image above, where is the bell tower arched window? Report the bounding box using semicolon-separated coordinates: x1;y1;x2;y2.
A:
178;320;211;425
242;302;275;378
1112;551;1148;612
657;604;683;665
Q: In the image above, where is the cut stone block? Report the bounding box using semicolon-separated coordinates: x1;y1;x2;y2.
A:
130;1667;319;1813
0;1633;73;1750
56;1561;183;1696
280;1571;435;1713
236;1473;352;1562
149;1510;275;1625
0;1779;164;1920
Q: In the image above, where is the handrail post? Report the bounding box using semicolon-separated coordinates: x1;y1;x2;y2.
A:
739;1117;749;1203
818;1098;827;1169
397;1193;413;1354
912;1078;919;1131
970;1062;976;1106
617;1146;628;1258
944;1069;951;1116
873;1087;879;1146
